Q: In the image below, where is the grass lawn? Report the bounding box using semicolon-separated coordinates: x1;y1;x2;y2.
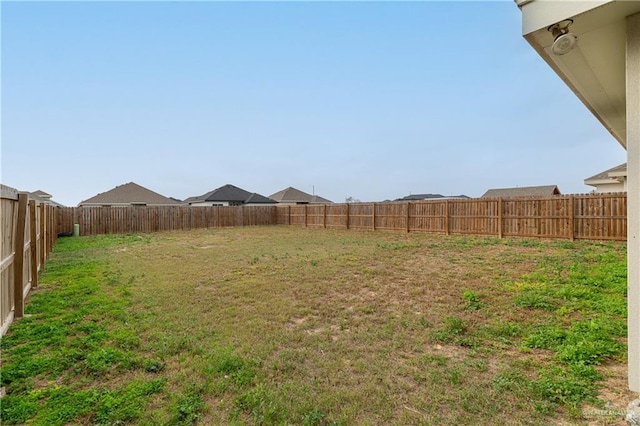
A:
0;226;632;425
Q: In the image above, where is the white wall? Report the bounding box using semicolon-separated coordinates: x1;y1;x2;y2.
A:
592;180;627;193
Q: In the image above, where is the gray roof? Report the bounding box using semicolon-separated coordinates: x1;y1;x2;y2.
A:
79;182;180;206
187;184;276;204
245;192;277;204
584;163;627;184
29;192;65;207
31;190;52;199
395;193;469;201
268;187;333;204
396;194;443;201
481;185;561;198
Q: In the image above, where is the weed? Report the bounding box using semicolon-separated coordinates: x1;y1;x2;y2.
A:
513;292;556;310
432;316;468;344
486;321;523;340
462;290;483;311
418;316;432;328
171;392;205;425
449;369;462;385
301;407;327;425
530;366;599;407
234;384;284;424
376;241;421;250
211;346;256;387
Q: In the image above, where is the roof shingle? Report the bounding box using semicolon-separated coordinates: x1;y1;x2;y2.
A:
481;185;561;198
79;182;179;206
187;184;276;204
268;187;333;204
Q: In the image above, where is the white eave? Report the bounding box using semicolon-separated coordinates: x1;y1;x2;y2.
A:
515;0;640;148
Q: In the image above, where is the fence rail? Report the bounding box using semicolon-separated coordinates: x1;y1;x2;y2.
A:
1;185;57;336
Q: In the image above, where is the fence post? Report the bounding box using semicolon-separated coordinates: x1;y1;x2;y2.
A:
29;200;38;288
42;205;48;257
13;193;28;319
498;198;503;239
304;205;308;227
75;207;81;238
406;202;410;233
288;205;291;226
323;204;327;228
445;200;450;235
372;203;376;231
40;203;46;264
569;196;575;241
47;206;52;254
346;203;350;229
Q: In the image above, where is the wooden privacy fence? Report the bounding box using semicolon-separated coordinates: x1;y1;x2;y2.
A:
55;193;626;241
276;193;627;241
57;205;278;236
1;185;57;336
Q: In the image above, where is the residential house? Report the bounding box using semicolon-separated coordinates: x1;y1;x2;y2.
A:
268;187;333;205
184;184;276;206
481;185;560;198
513;0;640;392
78;182;180;207
584;163;627;193
395;193;470;202
29;190;65;207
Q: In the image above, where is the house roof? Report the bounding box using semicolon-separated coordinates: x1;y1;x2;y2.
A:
79;182;180;206
394;194;470;201
396;194;444;201
268;187;333;204
187;184;276;204
584;163;627;185
481;185;561;198
245;192;277;204
29;192;65;207
31;190;52;199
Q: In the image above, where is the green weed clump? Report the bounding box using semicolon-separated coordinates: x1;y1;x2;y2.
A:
462;290;483;311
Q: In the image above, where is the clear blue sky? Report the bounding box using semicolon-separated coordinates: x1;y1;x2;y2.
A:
1;1;626;206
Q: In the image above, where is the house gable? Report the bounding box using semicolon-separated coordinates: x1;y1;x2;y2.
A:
269;187;333;204
481;185;561;198
79;182;179;206
584;163;627;193
186;184;276;206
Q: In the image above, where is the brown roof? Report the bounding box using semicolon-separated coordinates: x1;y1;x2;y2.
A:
268;187;333;204
481;185;561;198
79;182;179;206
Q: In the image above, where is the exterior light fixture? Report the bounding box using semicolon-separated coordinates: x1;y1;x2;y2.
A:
548;19;577;55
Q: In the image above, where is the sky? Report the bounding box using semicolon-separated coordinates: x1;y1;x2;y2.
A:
1;1;627;206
